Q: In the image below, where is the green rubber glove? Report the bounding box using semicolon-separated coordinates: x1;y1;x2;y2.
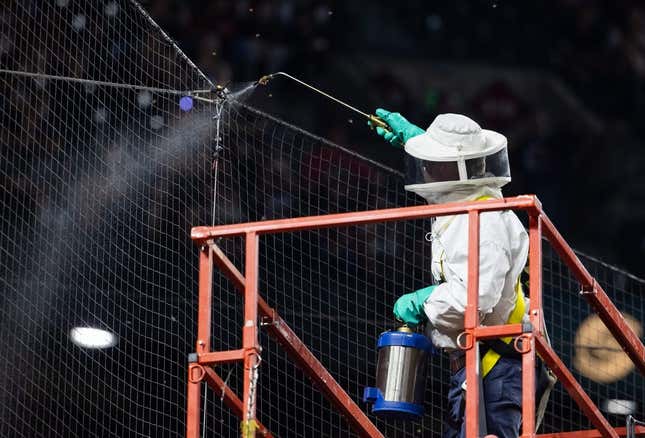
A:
368;108;425;147
393;285;436;327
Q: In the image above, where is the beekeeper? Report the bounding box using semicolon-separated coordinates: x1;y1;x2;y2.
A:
371;109;553;438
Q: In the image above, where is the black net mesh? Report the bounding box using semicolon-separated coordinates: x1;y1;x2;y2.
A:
0;1;212;437
0;2;643;438
210;103;436;437
540;246;645;433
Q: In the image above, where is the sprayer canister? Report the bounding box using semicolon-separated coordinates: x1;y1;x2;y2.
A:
363;329;435;420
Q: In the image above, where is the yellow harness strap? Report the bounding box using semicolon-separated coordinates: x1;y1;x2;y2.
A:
481;281;525;378
473;195;526;379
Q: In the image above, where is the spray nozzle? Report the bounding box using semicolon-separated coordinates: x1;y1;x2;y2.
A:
367;114;390;131
256;74;273;86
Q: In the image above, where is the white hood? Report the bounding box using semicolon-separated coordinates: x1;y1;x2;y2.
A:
408;181;505;206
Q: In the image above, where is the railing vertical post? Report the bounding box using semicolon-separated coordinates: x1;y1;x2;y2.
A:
465;210;481;438
528;214;543;333
241;232;260;437
187;243;213;438
521;334;536;438
186;364;201;438
521;213;542;437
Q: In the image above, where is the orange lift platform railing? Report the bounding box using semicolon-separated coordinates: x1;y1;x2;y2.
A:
186;195;645;438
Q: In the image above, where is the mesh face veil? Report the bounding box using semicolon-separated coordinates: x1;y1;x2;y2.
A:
402;113;511;201
404;145;511;186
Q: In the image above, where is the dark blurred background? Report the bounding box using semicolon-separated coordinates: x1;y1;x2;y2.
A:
0;3;642;436
145;0;645;277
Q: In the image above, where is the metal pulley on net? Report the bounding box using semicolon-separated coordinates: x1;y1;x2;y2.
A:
363;326;436;420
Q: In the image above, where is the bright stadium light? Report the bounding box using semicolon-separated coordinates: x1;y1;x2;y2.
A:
69;327;118;349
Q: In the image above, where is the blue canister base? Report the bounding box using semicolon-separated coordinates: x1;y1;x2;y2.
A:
363;387;424;421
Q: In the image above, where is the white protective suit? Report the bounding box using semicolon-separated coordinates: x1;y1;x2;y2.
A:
423;187;529;350
398;113;554;433
402;113;530;350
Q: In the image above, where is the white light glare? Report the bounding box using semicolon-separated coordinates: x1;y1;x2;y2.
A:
70;327;118;349
94;108;108;124
150;115;164;130
137;91;153;108
601;399;637;416
72;14;87;31
105;2;120;17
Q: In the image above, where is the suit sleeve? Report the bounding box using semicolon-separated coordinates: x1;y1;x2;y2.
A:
423;238;511;333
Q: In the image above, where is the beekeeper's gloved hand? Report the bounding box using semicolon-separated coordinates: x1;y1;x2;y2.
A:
369;108;425;147
393;285;436;327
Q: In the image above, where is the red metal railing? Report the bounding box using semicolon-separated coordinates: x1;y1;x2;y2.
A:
186;195;645;438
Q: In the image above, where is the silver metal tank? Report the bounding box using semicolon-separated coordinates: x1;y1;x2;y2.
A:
364;326;435;420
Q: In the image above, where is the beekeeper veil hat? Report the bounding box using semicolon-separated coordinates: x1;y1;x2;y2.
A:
404;113;510;203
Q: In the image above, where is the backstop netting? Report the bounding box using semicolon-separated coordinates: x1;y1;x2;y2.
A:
0;1;213;437
0;1;643;437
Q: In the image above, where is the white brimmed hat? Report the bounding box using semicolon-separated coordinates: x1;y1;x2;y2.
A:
405;113;507;161
403;113;511;202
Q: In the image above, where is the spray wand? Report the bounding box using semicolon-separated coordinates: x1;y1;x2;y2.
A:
256;72;391;132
